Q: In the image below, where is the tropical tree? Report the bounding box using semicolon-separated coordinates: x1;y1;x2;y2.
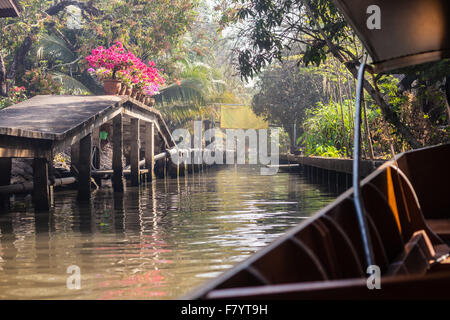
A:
0;0;199;96
217;0;448;149
252;61;325;150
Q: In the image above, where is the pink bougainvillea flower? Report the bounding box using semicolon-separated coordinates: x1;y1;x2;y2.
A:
86;42;165;94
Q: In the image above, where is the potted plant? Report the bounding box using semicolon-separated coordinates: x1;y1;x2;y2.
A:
86;42;132;95
86;41;165;99
116;70;133;96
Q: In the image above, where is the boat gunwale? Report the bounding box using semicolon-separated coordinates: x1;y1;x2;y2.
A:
185;143;450;299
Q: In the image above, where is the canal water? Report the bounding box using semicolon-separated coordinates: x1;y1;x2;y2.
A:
0;166;339;299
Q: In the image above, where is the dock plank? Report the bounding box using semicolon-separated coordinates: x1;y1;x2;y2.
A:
0;95;123;140
0;95;176;159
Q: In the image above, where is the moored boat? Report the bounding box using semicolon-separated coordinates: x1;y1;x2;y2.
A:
186;0;450;299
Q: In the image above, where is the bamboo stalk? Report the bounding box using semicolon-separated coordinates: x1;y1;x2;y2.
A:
336;74;349;157
363;98;375;160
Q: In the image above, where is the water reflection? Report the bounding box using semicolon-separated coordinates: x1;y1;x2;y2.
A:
0;166;338;299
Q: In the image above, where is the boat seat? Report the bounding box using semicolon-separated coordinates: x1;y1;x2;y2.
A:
426;219;450;244
386;230;450;276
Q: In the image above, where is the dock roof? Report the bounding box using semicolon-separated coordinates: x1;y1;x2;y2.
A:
0;95;175;157
0;0;21;18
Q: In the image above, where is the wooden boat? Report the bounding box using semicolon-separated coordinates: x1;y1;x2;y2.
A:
188;144;450;299
186;0;450;299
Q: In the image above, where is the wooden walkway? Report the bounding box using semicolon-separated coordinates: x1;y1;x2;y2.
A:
282;154;385;177
0;95;177;210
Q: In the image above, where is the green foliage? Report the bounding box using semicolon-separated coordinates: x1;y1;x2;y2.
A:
301;99;379;157
0;0;200;98
252;62;326;147
37;34;76;64
375;75;408;113
51;72;91;95
22;68;62;96
220;0;352;80
0;86;27;109
154;58;225;127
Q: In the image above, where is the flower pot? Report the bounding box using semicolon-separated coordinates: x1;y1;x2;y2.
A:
119;84;127;95
131;89;137;99
103;79;122;95
147;97;155;107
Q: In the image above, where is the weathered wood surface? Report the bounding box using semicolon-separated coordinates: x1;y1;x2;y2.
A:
145;122;155;181
282;154;385;177
112;114;124;192
130;118;140;186
77;133;92;201
0;158;12;208
32;158;49;211
0;0;21;18
0;95;123;139
0;95;176;154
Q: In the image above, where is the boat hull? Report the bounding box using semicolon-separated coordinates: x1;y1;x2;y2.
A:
186;143;450;299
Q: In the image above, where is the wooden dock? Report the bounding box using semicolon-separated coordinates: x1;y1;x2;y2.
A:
0;95;177;211
282;154;385;177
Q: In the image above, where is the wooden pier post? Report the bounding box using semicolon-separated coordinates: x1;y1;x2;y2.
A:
0;158;12;210
92;127;101;167
48;152;55;207
70;142;80;176
130;118;140;186
113;114;124;192
77;133;92;201
33;158;50;211
92;127;102;187
145;122;155;181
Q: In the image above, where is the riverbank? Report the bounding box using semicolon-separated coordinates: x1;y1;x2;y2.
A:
281;154;385;177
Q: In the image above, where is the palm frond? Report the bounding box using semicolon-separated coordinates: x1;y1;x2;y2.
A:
51;72;92;95
154;79;206;108
37;34;75;63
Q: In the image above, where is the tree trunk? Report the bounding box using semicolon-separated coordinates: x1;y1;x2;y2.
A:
287;126;296;154
7;35;33;85
363;98;375;159
0;52;7;97
336;77;350;157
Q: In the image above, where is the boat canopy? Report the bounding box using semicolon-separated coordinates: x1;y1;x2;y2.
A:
0;0;21;18
333;0;450;72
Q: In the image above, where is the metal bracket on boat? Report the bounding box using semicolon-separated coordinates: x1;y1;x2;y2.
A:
353;60;375;268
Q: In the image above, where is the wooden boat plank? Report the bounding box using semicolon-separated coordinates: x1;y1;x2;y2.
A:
318;216;365;278
204;271;450;300
362;183;405;261
426;219;450;242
